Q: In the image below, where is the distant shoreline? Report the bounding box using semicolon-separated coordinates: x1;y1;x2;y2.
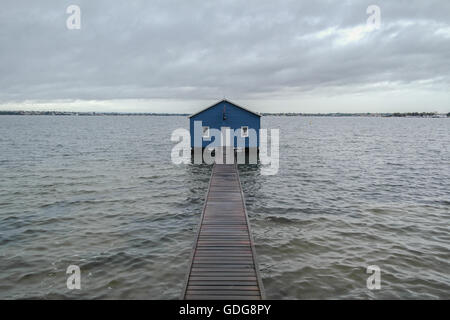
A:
0;111;448;118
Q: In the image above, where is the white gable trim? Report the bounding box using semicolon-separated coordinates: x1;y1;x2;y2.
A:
188;99;261;118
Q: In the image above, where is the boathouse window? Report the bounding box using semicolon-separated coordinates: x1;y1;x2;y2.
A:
241;126;249;138
202;126;210;138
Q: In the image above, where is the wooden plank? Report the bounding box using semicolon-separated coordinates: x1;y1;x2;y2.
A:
190;270;256;275
193;255;253;259
187;281;258;286
191;262;254;266
186;290;260;296
185;295;260;300
195;246;251;250
190;272;257;277
194;254;253;258
195;245;251;248
198;237;250;240
192;259;255;264
192;264;256;269
187;285;259;291
181;159;265;300
191;268;256;273
189;276;257;281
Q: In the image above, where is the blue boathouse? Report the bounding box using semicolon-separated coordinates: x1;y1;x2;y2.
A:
189;99;261;150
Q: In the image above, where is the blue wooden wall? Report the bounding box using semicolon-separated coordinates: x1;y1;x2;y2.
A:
189;100;260;148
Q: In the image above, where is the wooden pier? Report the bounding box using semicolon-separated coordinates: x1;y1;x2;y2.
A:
182;162;265;300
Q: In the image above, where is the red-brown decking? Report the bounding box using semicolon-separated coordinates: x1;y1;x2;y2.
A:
182;163;265;300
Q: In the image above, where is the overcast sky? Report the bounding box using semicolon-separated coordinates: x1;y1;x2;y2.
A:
1;0;449;113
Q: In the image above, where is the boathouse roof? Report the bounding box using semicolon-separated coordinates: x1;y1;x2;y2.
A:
188;99;261;118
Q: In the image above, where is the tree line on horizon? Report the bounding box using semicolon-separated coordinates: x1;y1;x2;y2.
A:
0;110;449;117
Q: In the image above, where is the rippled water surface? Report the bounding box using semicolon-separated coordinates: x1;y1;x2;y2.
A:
0;116;449;299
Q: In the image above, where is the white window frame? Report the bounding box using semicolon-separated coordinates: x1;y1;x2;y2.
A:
202;126;210;139
241;126;249;138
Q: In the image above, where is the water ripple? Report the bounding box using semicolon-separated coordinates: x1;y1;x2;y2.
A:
0;116;449;299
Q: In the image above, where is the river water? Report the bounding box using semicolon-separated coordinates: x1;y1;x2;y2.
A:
0;116;448;299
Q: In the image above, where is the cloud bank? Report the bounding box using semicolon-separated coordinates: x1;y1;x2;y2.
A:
1;0;449;112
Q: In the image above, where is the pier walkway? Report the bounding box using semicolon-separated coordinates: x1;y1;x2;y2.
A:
182;161;265;300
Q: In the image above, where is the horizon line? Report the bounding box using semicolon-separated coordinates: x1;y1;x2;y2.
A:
1;110;449;116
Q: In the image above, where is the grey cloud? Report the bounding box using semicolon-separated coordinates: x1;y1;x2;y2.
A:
0;0;449;106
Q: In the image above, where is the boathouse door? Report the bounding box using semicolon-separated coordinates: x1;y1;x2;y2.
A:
221;127;231;147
